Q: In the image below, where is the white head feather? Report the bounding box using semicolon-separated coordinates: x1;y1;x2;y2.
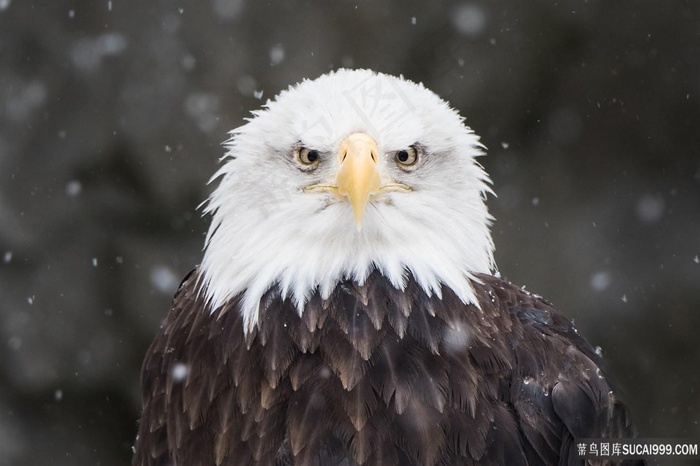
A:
200;69;495;333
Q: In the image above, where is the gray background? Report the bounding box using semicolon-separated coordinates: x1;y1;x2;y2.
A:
1;1;698;465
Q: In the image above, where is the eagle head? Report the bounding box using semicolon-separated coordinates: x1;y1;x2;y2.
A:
200;69;495;332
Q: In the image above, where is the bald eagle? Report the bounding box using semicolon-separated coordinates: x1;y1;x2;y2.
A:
133;69;641;466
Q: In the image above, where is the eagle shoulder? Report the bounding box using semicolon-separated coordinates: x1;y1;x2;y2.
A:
473;274;642;465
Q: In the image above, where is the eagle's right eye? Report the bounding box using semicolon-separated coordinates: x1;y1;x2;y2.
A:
296;147;321;168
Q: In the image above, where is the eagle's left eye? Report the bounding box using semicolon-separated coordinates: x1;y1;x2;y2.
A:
394;146;419;168
296;147;321;168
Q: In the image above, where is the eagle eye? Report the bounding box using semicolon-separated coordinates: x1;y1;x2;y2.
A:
296;147;320;168
394;146;419;169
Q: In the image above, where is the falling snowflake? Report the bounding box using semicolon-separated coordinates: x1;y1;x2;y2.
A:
443;323;471;353
66;180;82;197
269;44;285;66
150;265;180;294
590;271;611;292
184;92;220;133
636;195;665;224
452;3;487;37
171;363;189;382
213;0;245;20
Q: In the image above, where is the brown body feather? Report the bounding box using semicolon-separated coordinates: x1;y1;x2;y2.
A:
133;268;641;466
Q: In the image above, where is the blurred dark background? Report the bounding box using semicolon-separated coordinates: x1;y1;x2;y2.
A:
1;1;698;465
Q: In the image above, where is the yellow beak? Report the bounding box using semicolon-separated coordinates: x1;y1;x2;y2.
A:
336;133;381;229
